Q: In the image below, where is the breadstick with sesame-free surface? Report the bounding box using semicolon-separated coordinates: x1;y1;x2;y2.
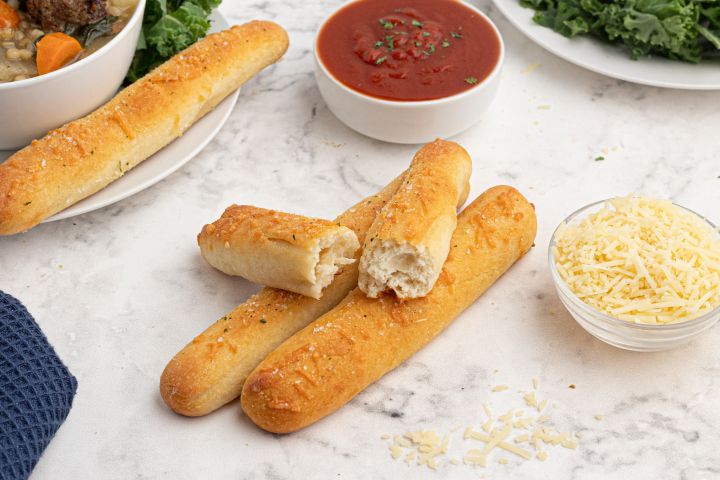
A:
0;21;289;235
198;206;360;299
358;139;472;299
241;186;537;433
160;172;406;417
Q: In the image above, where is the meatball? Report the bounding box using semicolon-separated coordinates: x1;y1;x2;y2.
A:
26;0;107;31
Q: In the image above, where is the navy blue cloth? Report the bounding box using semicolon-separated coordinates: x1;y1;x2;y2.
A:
0;291;77;480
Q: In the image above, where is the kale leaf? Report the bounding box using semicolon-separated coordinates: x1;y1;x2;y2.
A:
125;0;221;84
519;0;720;63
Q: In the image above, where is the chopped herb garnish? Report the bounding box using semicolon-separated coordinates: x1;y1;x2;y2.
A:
292;234;296;240
374;40;384;49
375;56;387;65
451;31;462;39
412;20;424;28
442;40;451;48
415;41;422;47
385;35;395;50
421;31;430;37
260;318;267;324
223;328;228;333
423;43;436;55
594;156;605;161
464;76;478;84
378;19;394;29
23;201;31;206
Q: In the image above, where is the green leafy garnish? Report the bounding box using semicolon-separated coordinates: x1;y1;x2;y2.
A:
442;39;451;47
412;20;424;27
464;76;478;84
374;40;384;48
385;35;395;50
595;156;605;161
415;41;422;47
260;318;267;324
424;43;436;55
421;31;430;37
125;0;221;84
451;31;462;38
519;0;720;63
375;56;387;64
379;19;394;29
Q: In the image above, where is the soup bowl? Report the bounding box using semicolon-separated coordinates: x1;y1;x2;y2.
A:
0;0;145;150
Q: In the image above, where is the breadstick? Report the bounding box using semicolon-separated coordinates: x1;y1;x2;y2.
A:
198;206;360;299
358;139;472;299
241;186;537;433
160;172;406;416
0;21;289;235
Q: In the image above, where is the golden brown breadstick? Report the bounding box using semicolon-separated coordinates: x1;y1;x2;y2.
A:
160;172;407;416
0;21;289;235
198;206;360;299
359;139;472;299
241;186;537;433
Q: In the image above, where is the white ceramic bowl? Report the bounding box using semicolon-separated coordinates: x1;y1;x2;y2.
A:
313;1;504;144
549;199;720;352
0;0;145;150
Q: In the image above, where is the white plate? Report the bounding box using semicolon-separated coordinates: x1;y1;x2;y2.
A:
0;10;238;222
492;0;720;90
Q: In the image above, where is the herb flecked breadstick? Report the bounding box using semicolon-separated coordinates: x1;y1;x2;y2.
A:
242;186;537;433
0;21;289;235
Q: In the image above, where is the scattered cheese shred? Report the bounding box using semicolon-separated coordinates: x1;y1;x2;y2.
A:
492;385;509;392
385;381;581;472
554;196;720;324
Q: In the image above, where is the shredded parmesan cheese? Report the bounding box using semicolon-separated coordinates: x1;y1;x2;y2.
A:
554;196;720;324
384;381;581;471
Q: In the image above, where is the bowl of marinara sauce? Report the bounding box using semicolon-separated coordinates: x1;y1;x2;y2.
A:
314;0;504;144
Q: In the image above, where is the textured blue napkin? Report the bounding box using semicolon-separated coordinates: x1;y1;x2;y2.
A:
0;291;77;480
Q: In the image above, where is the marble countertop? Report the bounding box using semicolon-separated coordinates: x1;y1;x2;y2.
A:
3;1;720;478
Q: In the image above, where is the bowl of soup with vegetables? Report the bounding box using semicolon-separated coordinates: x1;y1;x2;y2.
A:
0;0;143;149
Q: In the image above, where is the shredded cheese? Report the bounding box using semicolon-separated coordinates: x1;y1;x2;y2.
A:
385;381;581;471
554;196;720;324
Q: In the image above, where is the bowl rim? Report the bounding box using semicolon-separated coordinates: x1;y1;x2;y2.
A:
548;197;720;331
0;0;146;91
313;0;505;107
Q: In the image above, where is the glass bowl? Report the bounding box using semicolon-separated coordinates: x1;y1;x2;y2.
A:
548;199;720;352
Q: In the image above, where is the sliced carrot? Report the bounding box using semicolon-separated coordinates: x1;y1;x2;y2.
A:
36;32;83;75
0;1;20;28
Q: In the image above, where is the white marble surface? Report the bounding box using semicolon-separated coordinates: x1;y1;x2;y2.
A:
2;1;720;479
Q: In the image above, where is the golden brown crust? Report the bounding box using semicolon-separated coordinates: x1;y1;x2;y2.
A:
160;172;407;416
199;205;346;249
197;205;360;298
367;139;471;242
0;21;289;235
241;186;538;433
358;139;472;298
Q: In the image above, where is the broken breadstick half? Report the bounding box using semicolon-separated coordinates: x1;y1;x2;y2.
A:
198;206;360;299
358;139;472;299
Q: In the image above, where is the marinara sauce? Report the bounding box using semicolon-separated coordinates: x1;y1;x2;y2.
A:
317;0;501;101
